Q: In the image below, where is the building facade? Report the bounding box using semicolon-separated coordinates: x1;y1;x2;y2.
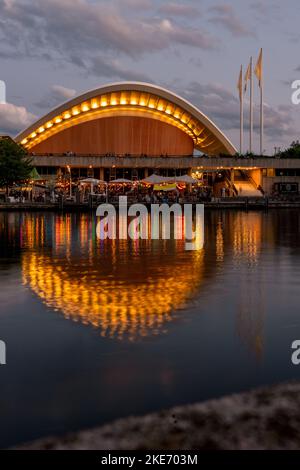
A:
13;82;300;196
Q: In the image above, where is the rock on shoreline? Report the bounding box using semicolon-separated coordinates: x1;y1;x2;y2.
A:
16;381;300;450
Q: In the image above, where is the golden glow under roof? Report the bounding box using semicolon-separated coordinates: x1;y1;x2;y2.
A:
16;82;236;155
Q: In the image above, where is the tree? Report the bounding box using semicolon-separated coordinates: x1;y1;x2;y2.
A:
279;141;300;158
0;137;32;193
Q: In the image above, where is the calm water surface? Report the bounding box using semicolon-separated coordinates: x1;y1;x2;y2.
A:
0;209;300;447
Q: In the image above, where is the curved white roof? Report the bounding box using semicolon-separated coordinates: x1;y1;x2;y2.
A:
16;81;236;155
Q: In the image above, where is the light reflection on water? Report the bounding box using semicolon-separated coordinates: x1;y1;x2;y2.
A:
19;213;205;341
0;211;276;348
1;209;300;447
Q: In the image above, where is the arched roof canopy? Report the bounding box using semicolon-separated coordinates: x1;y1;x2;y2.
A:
16;82;236;155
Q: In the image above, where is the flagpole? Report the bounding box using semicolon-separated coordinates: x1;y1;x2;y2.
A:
240;66;243;154
260;49;264;155
260;74;263;155
250;56;253;153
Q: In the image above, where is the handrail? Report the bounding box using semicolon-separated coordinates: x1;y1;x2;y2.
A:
224;172;238;196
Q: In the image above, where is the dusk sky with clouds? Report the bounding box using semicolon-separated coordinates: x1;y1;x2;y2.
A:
0;0;299;153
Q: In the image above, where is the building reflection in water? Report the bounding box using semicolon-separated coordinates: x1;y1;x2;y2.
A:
215;215;224;263
22;213;205;341
232;212;262;264
231;212;265;358
205;211;266;359
17;210;267;353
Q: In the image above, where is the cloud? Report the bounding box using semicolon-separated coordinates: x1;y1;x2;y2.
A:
249;1;281;21
51;85;76;100
119;0;152;9
90;56;151;82
0;0;217;69
263;103;296;138
250;1;270;15
189;57;202;68
35;84;76;109
0;102;36;135
181;81;296;141
182;81;241;131
208;4;255;37
281;79;296;87
158;19;215;49
158;2;200;18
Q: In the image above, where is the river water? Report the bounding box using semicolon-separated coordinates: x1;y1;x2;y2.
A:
0;209;300;447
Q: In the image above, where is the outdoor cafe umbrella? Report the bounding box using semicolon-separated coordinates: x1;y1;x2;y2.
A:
109;178;135;196
29;167;41;201
174;175;198;184
109;178;134;184
80;178;106;185
29;167;41;181
141;174;170;184
80;178;107;195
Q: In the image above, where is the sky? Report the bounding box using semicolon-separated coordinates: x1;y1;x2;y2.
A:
0;0;299;154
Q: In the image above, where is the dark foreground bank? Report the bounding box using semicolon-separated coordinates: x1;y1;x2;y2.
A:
15;381;300;450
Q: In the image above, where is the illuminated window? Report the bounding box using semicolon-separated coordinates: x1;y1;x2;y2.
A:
157;99;166;112
148;96;156;109
110;93;118;105
181;114;189;124
100;95;108;107
91;99;99;109
120;92;128;105
139;94;149;106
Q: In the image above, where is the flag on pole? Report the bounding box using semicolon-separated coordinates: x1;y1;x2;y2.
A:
244;61;251;93
237;65;244;154
237;65;243;101
255;48;264;154
244;57;253;153
255;48;263;87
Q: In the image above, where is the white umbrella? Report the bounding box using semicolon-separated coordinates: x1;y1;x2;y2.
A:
80;178;107;196
80;178;107;184
109;178;134;184
174;175;198;184
142;174;169;184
